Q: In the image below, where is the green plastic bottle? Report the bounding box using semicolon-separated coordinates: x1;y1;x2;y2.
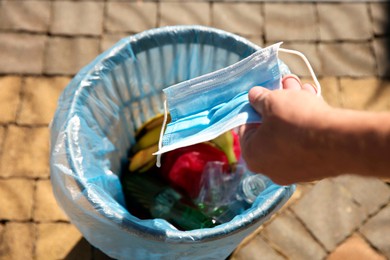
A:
122;173;219;230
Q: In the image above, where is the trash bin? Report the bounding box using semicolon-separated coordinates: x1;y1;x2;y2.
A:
50;25;295;260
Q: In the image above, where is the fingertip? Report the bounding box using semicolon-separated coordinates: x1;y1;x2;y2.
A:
248;86;266;103
302;83;317;95
282;74;302;90
249;86;264;95
248;87;272;115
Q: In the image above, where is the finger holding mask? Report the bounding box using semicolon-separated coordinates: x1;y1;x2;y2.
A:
155;43;322;186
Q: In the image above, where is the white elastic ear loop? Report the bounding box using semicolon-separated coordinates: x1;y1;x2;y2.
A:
279;48;321;96
156;99;169;168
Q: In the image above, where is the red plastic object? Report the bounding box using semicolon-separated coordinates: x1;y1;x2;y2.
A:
161;143;229;198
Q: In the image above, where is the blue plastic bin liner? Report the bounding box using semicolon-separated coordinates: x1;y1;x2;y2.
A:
50;25;295;260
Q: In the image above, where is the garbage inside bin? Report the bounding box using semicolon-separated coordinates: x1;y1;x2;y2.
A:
121;113;257;230
122;172;220;231
122;115;234;230
50;25;296;260
197;161;271;224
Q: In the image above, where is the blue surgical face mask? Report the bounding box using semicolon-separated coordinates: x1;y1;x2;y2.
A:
155;42;320;165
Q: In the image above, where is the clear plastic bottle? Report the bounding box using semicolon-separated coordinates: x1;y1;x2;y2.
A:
196;161;270;224
213;173;269;223
236;174;269;205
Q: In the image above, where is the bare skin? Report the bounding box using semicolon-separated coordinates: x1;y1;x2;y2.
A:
239;74;390;185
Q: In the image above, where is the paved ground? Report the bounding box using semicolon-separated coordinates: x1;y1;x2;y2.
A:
0;1;390;259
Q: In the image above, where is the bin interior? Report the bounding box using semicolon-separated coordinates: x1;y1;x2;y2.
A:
50;26;294;259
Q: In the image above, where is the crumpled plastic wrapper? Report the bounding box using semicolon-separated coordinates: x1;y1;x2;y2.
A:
50;25;295;260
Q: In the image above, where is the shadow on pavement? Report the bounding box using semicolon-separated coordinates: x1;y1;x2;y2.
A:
367;4;390;108
64;238;114;260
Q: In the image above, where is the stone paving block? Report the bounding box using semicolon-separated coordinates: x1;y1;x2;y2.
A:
212;3;262;36
106;2;157;33
291;179;366;251
17;77;70;125
319;77;342;108
262;209;326;260
0;179;34;220
101;33;129;52
0;33;46;74
318;3;371;41
0;126;49;178
360;204;390;258
277;42;321;77
44;37;100;75
328;233;386;260
33;179;69;222
0;76;22;124
0;1;50;32
160;2;210;27
280;183;314;213
36;223;91;259
51;1;104;36
0;127;5;150
373;38;390;78
339;78;390;111
0;223;34;260
319;43;376;77
333;175;390;216
264;3;317;41
370;3;390;36
232;235;285;260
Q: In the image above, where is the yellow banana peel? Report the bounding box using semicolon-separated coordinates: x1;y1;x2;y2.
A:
129;144;158;172
210;131;237;165
135;113;171;140
132;126;161;153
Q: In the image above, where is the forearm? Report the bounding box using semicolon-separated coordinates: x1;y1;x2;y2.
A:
319;108;390;178
240;83;390;185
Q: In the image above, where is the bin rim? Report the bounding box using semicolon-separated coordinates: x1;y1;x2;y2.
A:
61;25;294;243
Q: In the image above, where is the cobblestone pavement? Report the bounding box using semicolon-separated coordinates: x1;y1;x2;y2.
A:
1;1;390;259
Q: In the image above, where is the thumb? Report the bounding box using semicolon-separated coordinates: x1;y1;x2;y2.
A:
248;87;271;115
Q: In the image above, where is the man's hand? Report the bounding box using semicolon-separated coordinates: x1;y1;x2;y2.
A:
239;75;335;185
